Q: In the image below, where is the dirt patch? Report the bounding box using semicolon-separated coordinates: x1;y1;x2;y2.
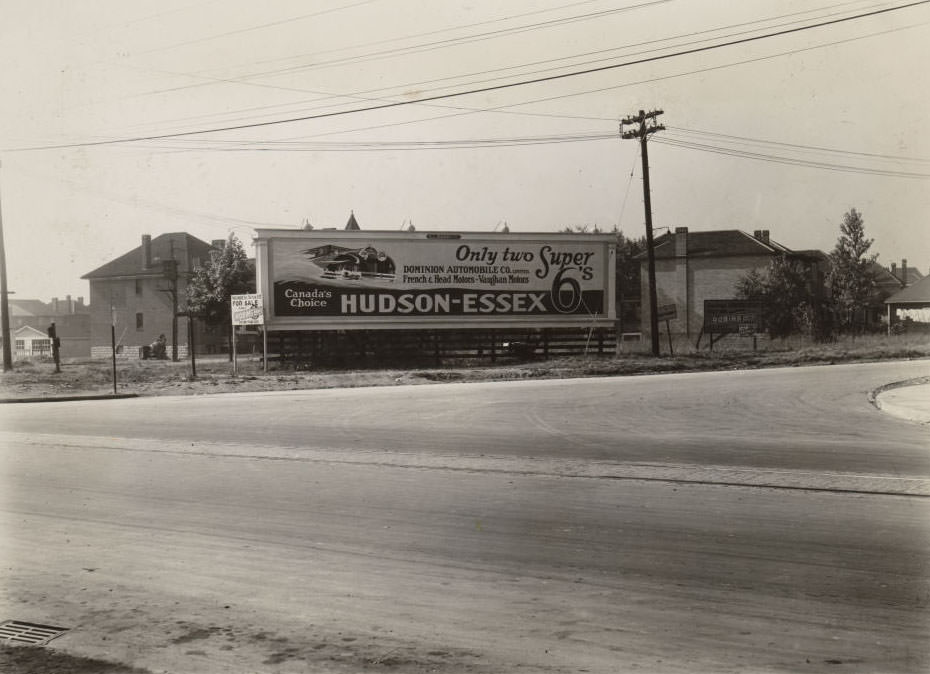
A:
1;337;929;401
0;643;153;674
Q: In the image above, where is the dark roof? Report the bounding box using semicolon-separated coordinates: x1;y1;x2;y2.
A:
82;233;214;280
885;274;930;304
889;266;925;285
870;262;905;289
8;299;51;316
345;212;360;231
644;229;795;260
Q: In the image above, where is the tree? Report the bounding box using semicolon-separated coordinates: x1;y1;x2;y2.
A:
734;268;766;301
559;226;645;331
186;233;253;359
827;208;876;332
735;255;815;339
614;230;646;332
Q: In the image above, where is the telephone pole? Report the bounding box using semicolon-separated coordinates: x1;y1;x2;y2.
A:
621;109;665;357
0;160;13;371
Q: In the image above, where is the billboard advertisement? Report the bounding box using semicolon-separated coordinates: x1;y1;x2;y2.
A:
255;230;615;330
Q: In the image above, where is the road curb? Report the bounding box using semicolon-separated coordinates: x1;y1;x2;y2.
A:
0;393;139;404
870;376;930;425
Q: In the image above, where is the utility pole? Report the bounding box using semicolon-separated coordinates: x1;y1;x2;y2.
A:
166;240;180;362
621;109;665;357
0;160;12;371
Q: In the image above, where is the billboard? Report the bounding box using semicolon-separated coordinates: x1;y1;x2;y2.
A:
254;230;615;330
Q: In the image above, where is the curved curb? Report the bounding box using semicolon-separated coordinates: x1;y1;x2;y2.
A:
869;376;930;425
0;393;139;404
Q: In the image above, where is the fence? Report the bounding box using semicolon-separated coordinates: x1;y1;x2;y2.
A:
91;344;189;360
269;327;616;367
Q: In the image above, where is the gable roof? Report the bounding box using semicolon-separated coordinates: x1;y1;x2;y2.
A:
645;229;795;260
870;262;905;289
345;211;360;231
885;274;930;304
82;233;214;280
13;325;49;340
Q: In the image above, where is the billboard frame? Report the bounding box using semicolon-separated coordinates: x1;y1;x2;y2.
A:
697;299;766;350
254;229;616;331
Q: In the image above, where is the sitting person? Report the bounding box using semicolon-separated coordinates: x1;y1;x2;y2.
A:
150;334;168;359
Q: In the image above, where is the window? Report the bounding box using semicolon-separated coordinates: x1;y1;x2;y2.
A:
32;339;51;355
135;278;143;295
14;340;24;352
136;313;144;330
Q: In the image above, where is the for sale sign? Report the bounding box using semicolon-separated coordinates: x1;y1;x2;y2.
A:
254;230;615;330
231;294;264;325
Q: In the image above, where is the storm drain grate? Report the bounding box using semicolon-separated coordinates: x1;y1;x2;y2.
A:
0;620;69;646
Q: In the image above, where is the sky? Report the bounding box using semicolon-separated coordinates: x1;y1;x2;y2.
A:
1;0;928;302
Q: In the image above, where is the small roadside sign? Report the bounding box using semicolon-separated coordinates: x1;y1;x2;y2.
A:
656;304;677;321
231;294;264;326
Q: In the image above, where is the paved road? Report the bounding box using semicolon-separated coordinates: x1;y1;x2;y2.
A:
1;360;929;673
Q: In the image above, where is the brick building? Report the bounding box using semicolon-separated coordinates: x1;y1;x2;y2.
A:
639;228;828;342
4;295;90;358
82;233;225;358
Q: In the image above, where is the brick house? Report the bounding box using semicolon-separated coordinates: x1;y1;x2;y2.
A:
885;274;930;331
639;228;828;342
81;233;225;358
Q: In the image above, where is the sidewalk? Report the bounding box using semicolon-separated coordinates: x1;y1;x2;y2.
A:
875;382;930;425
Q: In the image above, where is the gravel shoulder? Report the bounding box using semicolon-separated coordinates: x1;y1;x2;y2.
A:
2;340;929;401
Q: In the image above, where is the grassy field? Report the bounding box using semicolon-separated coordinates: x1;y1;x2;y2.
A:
2;333;928;400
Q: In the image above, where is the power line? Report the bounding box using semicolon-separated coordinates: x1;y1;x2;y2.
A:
132;0;381;58
105;0;882;136
137;130;618;150
665;126;930;164
253;14;927;152
653;137;930;178
10;0;928;152
98;0;670;116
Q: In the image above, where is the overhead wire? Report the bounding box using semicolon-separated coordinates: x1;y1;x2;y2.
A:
110;0;879;134
9;0;926;152
99;0;672;117
665;126;930;164
652;137;930;178
137;15;929;164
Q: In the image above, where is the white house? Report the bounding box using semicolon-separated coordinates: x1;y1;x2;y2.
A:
6;325;52;358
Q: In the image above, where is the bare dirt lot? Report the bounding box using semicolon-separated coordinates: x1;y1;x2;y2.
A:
1;336;928;401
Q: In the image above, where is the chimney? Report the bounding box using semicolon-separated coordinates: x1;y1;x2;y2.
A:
761;230;770;244
142;234;152;270
66;295;73;314
77;297;84;309
674;227;688;257
891;262;897;277
902;259;908;286
51;297;59;314
753;230;762;240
